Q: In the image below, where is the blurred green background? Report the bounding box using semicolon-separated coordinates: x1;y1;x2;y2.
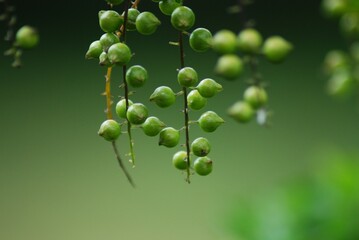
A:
1;0;359;239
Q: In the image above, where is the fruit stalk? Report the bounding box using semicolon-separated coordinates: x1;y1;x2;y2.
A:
105;67;113;119
179;31;191;183
112;141;136;188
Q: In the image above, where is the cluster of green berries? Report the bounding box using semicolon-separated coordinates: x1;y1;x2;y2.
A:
149;1;225;177
322;0;359;98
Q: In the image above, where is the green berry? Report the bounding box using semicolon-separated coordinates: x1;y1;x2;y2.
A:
237;28;263;54
159;127;180;148
126;65;148;88
171;6;195;31
323;50;349;75
115;99;133;118
327;69;356;97
321;0;347;17
340;13;359;38
99;10;123;33
159;0;183;16
105;0;124;5
141;116;166;137
127;8;140;31
187;89;207;110
191;137;211;157
172;151;188;170
215;54;243;80
194;157;213;176
99;52;113;67
177;67;198;87
243;86;268;109
196;78;223;98
263;36;293;63
98;119;121;141
107;42;132;65
126;103;149;125
198;111;224;132
150;86;176;108
136;12;161;35
85;40;103;59
212;29;237;54
15;26;39;49
189;28;212;52
228;101;254;123
100;33;120;51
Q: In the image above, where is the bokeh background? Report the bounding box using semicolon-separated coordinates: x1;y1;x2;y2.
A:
1;0;358;239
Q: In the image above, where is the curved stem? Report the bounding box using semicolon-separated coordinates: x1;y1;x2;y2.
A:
105;67;113;119
179;31;191;184
112;141;136;188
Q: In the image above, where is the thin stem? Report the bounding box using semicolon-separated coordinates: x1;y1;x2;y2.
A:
112;141;136;188
105;67;113;119
179;31;191;184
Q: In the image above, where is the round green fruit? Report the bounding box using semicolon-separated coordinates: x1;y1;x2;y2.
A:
228;101;254;123
159;0;183;16
340;13;359;38
263;36;293;63
126;65;148;88
187;89;207;110
196;78;223;98
99;33;119;51
115;99;133;119
171;6;195;31
141;116;166;137
159;127;180;148
327;69;356;97
237;28;263;54
323;50;349;75
198;111;224;132
98;119;121;141
15;25;39;49
321;0;347;17
243;86;268;109
127;8;140;31
189;28;212;52
194;157;213;176
107;42;132;65
99;52;113;67
191;137;211;157
85;40;103;59
172;151;188;170
212;29;237;54
136;12;161;35
98;10;123;33
126;103;149;125
150;86;176;108
177;67;198;87
215;54;243;80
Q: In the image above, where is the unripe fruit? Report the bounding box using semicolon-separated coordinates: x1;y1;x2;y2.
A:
237;28;263;54
196;78;223;98
150;86;176;108
127;8;140;31
189;28;212;52
321;0;347;17
159;127;180;148
243;86;268;109
340;13;359;38
141;116;166;137
187;89;207;110
98;10;123;33
126;103;149;125
171;6;195;31
85;40;103;59
327;69;355;97
99;52;113;67
212;29;237;54
115;99;133;118
172;151;188;170
136;12;161;35
215;54;243;80
107;42;132;65
198;111;224;132
100;33;120;51
177;67;198;87
98;119;121;141
263;36;293;63
126;65;148;88
228;101;254;123
323;50;349;75
191;137;211;157
194;157;213;176
159;0;183;16
15;26;39;49
106;0;124;5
